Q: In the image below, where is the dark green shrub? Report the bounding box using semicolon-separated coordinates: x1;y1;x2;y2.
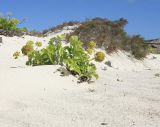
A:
0;14;27;32
69;17;128;49
130;35;149;59
69;17;149;59
0;15;19;30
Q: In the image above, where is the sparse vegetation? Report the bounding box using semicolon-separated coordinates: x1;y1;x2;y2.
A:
148;47;158;54
13;51;20;59
69;17;148;59
129;35;149;59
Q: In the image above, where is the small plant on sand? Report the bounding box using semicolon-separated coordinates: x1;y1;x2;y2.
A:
35;41;42;47
86;41;106;62
13;51;20;59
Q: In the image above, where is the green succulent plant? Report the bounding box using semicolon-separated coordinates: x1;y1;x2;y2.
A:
64;36;98;80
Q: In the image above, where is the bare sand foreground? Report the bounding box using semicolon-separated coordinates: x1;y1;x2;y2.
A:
0;34;160;127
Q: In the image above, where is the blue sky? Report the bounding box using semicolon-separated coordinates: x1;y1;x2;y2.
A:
0;0;160;39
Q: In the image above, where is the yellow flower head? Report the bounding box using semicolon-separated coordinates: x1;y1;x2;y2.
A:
95;51;105;62
21;44;33;56
26;40;34;46
35;41;42;47
88;41;96;49
86;48;93;54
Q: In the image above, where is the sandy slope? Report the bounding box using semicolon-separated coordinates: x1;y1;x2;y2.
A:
0;34;160;127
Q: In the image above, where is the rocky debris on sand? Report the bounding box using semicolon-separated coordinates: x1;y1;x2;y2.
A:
57;67;70;76
155;73;160;77
0;37;2;43
0;29;43;37
105;61;112;67
0;29;25;37
101;66;107;71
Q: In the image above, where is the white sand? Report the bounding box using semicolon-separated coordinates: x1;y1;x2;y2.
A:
0;33;160;127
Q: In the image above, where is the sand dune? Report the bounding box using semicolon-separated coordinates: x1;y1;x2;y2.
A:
0;33;160;127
